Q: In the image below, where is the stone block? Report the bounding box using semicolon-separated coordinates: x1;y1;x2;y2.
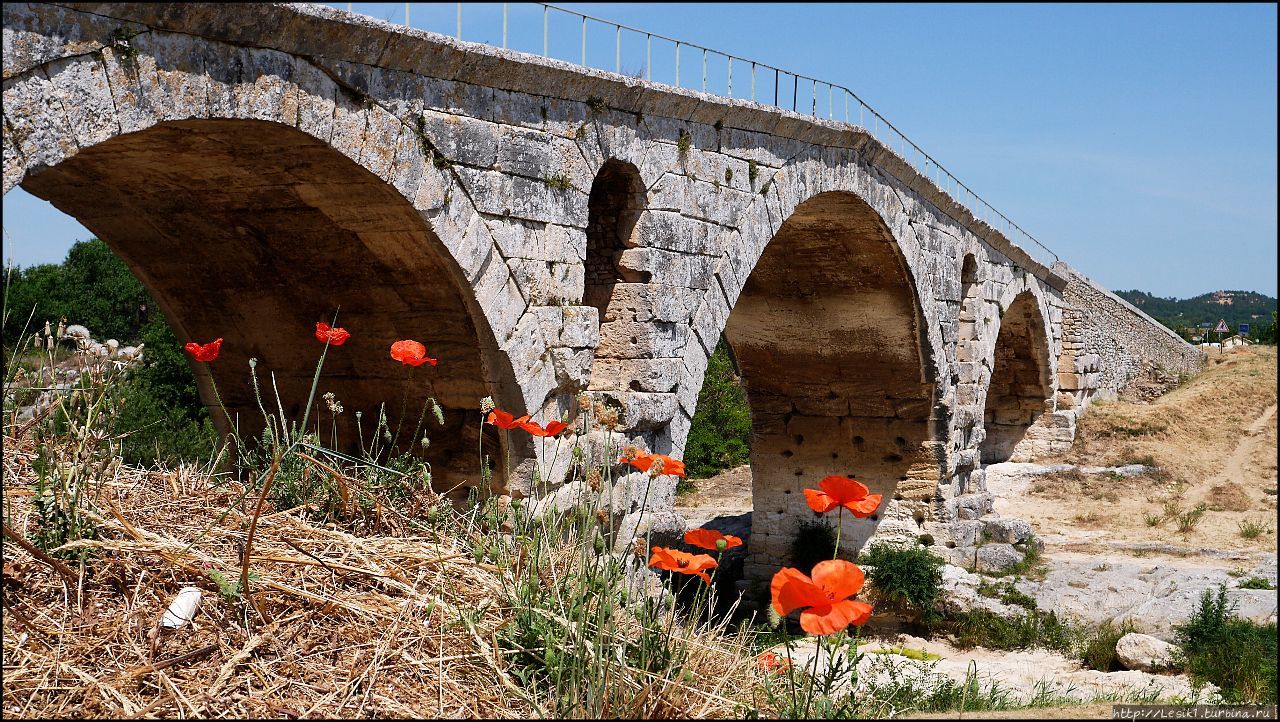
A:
975;543;1023;573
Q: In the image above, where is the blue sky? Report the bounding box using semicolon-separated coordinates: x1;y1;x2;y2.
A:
3;2;1276;298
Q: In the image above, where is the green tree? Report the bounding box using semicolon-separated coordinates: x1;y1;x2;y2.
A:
683;338;753;483
3;239;214;466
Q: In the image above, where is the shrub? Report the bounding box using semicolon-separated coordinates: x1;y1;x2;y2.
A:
860;542;944;623
1175;585;1277;703
1238;577;1274;590
942;608;1078;654
788;519;837;576
1079;619;1135;672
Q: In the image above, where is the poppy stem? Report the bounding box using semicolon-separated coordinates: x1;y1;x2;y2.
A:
834;507;843;560
388;366;415;457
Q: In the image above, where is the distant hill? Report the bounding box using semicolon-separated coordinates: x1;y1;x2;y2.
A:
1115;289;1277;340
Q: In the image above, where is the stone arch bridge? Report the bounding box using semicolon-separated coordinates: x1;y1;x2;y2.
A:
3;2;1204;578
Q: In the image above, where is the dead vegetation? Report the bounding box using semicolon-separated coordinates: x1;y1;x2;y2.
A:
1030;345;1278;551
1;432;764;718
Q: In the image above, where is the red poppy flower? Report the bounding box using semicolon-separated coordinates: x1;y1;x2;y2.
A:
184;338;223;362
518;418;569;437
684;528;744;552
756;651;792;674
619;452;687;478
770;559;873;636
803;475;882;517
648;546;718;585
315;322;351;346
487;408;531;430
390;339;437;367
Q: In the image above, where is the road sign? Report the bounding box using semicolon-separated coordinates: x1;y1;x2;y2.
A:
1214;319;1229;334
1239;323;1250;335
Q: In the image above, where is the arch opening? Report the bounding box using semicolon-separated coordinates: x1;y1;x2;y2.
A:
17;119;521;500
584;159;669;434
981;292;1052;464
720;192;939;579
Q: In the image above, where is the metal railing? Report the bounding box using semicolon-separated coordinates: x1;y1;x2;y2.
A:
339;2;1059;266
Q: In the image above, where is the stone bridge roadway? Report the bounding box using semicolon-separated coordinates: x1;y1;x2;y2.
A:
3;2;1204;577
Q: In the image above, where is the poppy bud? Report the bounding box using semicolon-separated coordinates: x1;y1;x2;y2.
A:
716;538;728;551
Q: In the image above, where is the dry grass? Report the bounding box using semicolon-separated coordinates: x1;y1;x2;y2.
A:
1058;346;1276;485
1007;346;1277;553
0;433;760;718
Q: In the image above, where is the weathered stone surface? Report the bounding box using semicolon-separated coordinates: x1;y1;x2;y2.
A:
975;543;1024;573
982;517;1033;545
1115;633;1180;672
3;1;1201;585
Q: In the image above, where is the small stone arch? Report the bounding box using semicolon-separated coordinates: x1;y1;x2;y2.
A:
981;290;1054;463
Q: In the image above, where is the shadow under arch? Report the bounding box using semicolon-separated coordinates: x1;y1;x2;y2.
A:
981;291;1053;464
16;118;524;500
721;191;941;579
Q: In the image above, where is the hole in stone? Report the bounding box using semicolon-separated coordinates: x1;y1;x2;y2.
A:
640;270;653;283
894;436;907;447
827;390;839;399
913;512;925;527
793;469;804;477
629;380;643;392
870;514;879;521
918;534;935;546
945;541;957;549
630;336;638;344
853;436;864;445
794;434;804;445
883;453;903;463
893;493;904;501
783;489;792;494
781;449;794;458
831;452;839;460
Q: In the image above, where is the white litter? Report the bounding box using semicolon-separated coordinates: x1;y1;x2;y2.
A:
160;586;203;629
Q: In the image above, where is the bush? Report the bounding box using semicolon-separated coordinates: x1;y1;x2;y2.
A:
683;339;752;483
788;520;837;576
861;542;944;623
1079;620;1135;672
1175;585;1277;703
111;318;217;467
3;240;215;468
941;608;1078;654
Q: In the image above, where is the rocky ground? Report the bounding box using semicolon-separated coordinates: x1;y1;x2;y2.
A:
675;346;1278;715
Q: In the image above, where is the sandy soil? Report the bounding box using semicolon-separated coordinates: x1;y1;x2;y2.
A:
1004;346;1278;556
675;464;753;523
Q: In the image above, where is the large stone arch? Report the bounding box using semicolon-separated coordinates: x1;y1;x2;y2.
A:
3;27;542;498
680;166;945;578
980;287;1055;464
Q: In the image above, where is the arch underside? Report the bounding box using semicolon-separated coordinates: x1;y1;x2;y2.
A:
723;192;939;572
20;119;512;498
981;292;1052;464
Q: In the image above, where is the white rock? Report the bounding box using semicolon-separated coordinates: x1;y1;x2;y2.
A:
1115;632;1180;671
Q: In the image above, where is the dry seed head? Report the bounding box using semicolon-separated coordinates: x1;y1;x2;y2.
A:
595;402;621;430
619;445;640;462
594;508;608;525
480;396;495;413
648;457;665;479
587;468;602;493
631;537;647;559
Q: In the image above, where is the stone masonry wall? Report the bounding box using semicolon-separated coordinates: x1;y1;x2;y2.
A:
1054;263;1206;413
